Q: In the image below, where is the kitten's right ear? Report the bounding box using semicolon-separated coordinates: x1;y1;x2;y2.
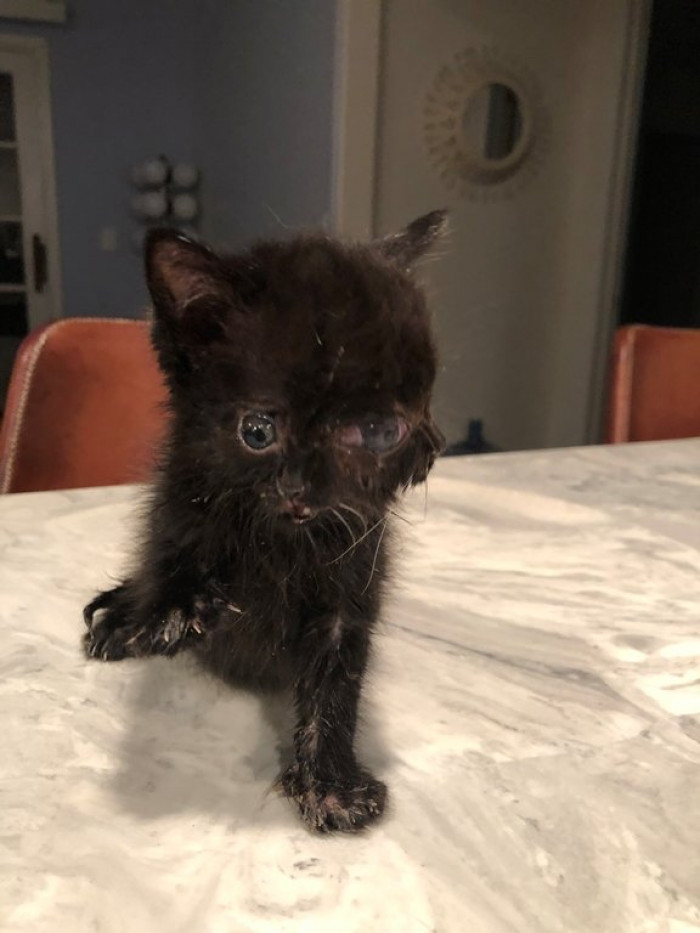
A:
145;229;226;310
145;229;234;348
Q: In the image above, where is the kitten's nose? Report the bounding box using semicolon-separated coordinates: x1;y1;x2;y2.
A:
279;491;314;523
277;466;306;500
276;468;314;522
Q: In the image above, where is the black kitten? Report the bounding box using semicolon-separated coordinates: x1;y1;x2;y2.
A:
83;212;446;832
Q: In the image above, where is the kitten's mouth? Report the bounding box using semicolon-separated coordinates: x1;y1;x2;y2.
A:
279;500;317;524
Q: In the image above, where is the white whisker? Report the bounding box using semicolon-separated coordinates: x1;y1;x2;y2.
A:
304;526;318;556
387;506;413;526
330;508;356;546
337;502;368;533
326;516;385;565
264;203;294;230
361;519;388;593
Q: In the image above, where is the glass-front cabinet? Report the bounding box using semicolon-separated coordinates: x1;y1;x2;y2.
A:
0;70;27;410
0;38;61;415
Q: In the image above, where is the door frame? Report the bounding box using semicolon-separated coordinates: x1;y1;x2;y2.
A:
331;0;382;240
0;1;66;22
584;1;652;442
0;33;62;325
332;0;652;446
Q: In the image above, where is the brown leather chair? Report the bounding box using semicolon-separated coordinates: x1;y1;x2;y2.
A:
607;324;700;443
0;317;169;493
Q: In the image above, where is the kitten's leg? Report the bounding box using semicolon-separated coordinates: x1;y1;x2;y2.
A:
278;621;386;833
83;580;208;662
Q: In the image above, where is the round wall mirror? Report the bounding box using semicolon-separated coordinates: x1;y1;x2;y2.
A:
424;52;546;196
461;82;524;162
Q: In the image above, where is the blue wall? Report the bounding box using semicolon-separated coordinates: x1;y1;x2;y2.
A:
194;0;338;249
3;0;338;318
5;1;199;317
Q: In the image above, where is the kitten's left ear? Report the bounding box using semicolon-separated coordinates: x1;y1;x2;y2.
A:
374;209;448;270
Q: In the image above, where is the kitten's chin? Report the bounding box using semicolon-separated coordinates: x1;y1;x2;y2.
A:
275;511;319;536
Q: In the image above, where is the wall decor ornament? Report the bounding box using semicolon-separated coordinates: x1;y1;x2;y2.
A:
129;155;200;250
423;47;551;202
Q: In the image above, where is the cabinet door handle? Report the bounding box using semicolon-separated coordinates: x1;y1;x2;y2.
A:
32;234;48;293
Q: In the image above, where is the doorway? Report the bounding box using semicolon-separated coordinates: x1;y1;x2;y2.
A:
621;1;700;329
0;34;61;413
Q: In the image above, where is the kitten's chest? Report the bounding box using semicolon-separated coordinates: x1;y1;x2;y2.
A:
202;542;343;682
215;534;346;620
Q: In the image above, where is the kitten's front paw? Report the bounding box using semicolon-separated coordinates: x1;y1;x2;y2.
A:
83;588;137;661
278;762;387;833
84;605;205;662
84;618;147;661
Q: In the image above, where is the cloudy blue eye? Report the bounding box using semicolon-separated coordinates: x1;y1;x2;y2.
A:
338;415;408;453
240;412;277;450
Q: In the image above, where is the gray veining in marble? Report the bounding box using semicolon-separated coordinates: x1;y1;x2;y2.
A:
2;440;700;932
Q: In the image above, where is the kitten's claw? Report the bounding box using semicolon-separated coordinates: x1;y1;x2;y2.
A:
150;609;204;654
277;762;387;833
83;585;125;630
84;618;148;661
83;598;206;662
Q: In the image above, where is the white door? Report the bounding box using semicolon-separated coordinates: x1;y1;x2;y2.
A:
0;35;61;408
336;0;648;450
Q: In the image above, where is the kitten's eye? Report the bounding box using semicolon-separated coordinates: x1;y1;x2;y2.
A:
240;412;277;450
338;415;408;453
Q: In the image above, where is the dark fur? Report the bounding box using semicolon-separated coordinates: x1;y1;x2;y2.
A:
83;212;446;832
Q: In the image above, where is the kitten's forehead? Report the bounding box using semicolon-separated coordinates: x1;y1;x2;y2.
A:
242;236;435;409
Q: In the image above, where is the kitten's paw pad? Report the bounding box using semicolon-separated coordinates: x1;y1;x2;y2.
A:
278;764;387;833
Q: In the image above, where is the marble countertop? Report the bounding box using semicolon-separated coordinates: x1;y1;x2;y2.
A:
2;440;700;932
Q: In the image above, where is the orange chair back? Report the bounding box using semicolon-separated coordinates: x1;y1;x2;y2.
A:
607;324;700;443
0;317;169;493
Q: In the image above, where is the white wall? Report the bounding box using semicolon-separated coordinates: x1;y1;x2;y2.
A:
372;0;640;450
